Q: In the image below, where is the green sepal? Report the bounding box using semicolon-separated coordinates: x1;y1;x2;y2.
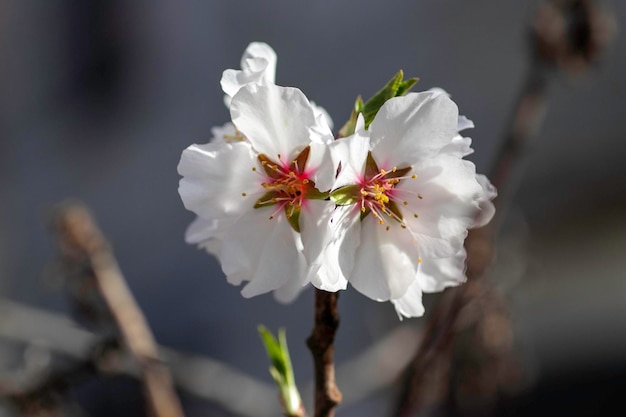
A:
305;187;329;200
290;146;310;173
386;200;404;222
330;184;362;206
365;151;380;179
257;154;282;179
254;192;277;208
258;326;303;416
285;204;301;233
383;166;412;179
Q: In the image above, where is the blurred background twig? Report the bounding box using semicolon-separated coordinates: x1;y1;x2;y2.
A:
393;1;616;416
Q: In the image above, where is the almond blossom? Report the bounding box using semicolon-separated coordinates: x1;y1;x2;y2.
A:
316;91;496;318
178;82;334;302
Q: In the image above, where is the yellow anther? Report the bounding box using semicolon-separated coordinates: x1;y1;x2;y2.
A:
379;219;384;225
372;184;389;204
302;179;309;184
381;169;387;175
411;174;417;179
392;166;397;172
361;207;366;212
418;257;422;263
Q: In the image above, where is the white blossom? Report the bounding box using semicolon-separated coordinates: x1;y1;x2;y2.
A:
318;91;496;318
179;82;334;302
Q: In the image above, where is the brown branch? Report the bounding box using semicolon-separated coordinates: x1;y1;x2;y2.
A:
306;289;342;417
54;204;185;417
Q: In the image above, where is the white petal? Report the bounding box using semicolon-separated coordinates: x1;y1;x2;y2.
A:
329;128;370;191
230;83;326;164
417;248;467;293
185;216;220;245
473;175;497;228
272;231;308;303
178;141;261;219
185;216;236;257
220;42;277;106
391;280;425;319
210;122;235;144
241;42;277;84
307;140;335;192
272;261;309;303
349;216;420;301
440;134;474;157
300;200;334;268
307;204;358;292
369;92;459;167
424;88;474;132
457;115;475;132
219;208;302;297
400;155;484;233
311;101;334;131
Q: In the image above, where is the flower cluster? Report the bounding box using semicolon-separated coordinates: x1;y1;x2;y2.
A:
178;43;496;318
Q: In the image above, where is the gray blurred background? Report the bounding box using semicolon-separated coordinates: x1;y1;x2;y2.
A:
0;0;625;416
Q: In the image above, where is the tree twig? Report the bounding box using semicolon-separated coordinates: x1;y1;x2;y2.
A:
54;204;185;417
306;290;342;417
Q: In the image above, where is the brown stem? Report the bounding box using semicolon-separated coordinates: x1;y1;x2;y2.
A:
55;204;186;417
306;289;342;417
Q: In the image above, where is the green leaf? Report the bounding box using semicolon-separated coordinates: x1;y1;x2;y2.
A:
339;70;420;135
362;70;404;117
330;184;362;205
258;326;303;416
396;77;419;96
338;96;364;138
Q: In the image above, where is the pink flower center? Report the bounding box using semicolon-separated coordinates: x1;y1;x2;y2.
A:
245;146;324;232
258;160;311;215
360;166;417;229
